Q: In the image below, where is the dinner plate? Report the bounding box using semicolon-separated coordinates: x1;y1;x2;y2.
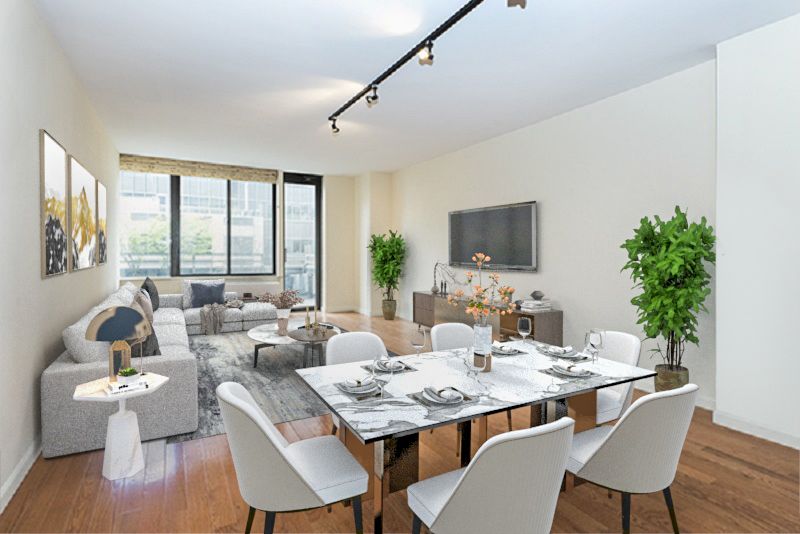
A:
551;365;592;378
491;345;519;355
336;382;379;395
422;388;464;405
374;359;404;372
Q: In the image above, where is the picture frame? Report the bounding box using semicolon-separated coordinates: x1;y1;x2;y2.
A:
97;180;107;265
69;156;98;271
40;130;69;278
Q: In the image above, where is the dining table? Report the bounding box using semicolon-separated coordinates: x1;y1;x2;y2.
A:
296;340;656;533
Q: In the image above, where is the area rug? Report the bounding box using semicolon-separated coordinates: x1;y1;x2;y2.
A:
167;330;333;443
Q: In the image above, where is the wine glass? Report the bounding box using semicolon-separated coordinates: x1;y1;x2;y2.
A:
462;349;488;397
585;328;605;364
517;317;532;343
410;328;427;356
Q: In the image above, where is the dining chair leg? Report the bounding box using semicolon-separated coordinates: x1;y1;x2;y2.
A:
456;427;461;457
621;492;631;534
412;514;422;534
506;409;513;431
245;506;255;534
663;486;680;534
352;495;364;534
264;511;276;534
330;423;337;435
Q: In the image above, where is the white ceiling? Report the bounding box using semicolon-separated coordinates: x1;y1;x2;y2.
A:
34;0;800;175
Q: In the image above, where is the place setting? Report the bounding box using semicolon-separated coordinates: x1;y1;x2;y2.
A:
408;385;476;410
333;374;391;401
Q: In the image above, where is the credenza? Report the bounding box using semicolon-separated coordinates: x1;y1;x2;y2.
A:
412;291;563;346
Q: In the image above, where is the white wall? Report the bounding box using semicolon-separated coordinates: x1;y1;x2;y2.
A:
715;15;800;448
323;175;359;312
355;172;393;316
391;62;717;408
0;0;119;511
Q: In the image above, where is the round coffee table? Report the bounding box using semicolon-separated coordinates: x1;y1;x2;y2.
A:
248;320;340;368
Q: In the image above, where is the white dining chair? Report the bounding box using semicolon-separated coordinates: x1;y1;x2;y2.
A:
596;331;642;424
325;331;389;434
217;382;369;534
567;383;698;534
431;322;514;443
407;417;575;534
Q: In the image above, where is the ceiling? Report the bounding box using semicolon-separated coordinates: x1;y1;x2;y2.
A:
34;0;800;175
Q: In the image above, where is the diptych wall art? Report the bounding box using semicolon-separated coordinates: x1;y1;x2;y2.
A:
69;157;97;270
97;181;107;264
40;131;69;277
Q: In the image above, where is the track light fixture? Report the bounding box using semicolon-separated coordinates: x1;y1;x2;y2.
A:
418;41;434;66
327;0;524;133
365;85;379;108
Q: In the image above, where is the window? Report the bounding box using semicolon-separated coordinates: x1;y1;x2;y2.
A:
119;169;280;279
119;171;171;277
179;176;228;275
284;174;321;307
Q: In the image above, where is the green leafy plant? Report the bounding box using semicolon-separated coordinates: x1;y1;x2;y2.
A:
367;230;406;301
118;367;139;377
621;206;715;369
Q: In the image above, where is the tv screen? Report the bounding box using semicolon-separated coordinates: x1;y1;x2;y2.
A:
449;202;537;271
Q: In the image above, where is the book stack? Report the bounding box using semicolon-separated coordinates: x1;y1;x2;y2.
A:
106;379;148;396
520;298;552;313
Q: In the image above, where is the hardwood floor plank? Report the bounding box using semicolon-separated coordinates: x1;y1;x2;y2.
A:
2;313;798;533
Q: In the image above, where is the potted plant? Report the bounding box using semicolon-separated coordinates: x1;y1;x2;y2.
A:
449;253;515;367
367;231;406;320
117;367;140;386
621;206;715;391
260;289;305;335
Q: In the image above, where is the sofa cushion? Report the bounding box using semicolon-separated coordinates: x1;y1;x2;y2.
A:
183;306;243;326
242;302;277;322
155;323;190;350
141;277;160;311
190;281;225;308
153;307;185;327
186;321;242;336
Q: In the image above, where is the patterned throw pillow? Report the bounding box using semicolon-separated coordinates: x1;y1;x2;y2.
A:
141;277;160;311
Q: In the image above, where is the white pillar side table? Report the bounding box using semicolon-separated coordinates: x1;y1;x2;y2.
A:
73;373;169;480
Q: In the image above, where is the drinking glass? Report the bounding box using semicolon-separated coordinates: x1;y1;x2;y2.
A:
410;328;427;356
517;317;532;343
462;350;488;397
585;328;605;364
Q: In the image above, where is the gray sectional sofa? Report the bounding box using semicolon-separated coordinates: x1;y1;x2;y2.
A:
41;282;277;458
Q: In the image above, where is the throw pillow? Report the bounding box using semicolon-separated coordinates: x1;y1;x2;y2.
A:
133;289;154;324
134;329;161;357
182;278;225;309
141;277;160;311
190;281;225;308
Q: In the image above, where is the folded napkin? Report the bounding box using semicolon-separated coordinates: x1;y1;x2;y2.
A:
546;344;574;354
492;341;517;352
423;387;463;404
552;364;590;376
344;375;375;388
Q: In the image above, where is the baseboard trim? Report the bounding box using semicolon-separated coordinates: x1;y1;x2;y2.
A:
0;438;41;515
713;411;799;450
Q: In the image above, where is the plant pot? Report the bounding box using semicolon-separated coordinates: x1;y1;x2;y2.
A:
382;299;397;320
116;373;141;386
654;364;689;391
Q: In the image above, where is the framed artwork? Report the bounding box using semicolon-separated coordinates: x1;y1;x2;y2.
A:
69;157;98;270
97;181;107;264
40;130;69;278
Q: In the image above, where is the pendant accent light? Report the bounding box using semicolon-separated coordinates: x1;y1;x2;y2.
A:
328;0;523;135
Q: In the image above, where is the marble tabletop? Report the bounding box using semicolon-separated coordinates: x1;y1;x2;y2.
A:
296;341;655;444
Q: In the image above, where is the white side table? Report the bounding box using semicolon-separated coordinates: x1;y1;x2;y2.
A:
73;373;169;480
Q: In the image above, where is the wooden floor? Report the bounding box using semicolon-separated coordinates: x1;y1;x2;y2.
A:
2;312;798;533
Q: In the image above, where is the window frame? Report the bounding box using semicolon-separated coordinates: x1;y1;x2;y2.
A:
283;173;322;310
170;174;277;277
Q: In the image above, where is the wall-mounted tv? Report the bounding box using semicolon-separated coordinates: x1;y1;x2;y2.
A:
449;201;537;271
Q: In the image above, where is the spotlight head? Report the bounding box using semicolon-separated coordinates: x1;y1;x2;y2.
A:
330;118;340;135
418;41;434;66
507;0;526;7
366;85;379;108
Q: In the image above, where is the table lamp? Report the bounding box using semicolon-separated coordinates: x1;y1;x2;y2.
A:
86;305;151;382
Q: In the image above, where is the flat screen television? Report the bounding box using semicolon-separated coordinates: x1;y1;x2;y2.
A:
449;201;537;271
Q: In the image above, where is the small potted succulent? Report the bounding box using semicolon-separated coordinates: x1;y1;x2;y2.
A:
117;367;140;386
260;289;305;335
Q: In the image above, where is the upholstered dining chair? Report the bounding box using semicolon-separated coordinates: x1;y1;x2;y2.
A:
325;331;388;434
596;331;642;424
430;322;513;450
407;417;575;534
217;382;368;534
567;383;698;534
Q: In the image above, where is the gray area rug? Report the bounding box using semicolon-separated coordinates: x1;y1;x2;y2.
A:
167;330;332;443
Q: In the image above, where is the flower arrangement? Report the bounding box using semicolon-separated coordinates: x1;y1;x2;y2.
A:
448;252;515;326
259;289;304;309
